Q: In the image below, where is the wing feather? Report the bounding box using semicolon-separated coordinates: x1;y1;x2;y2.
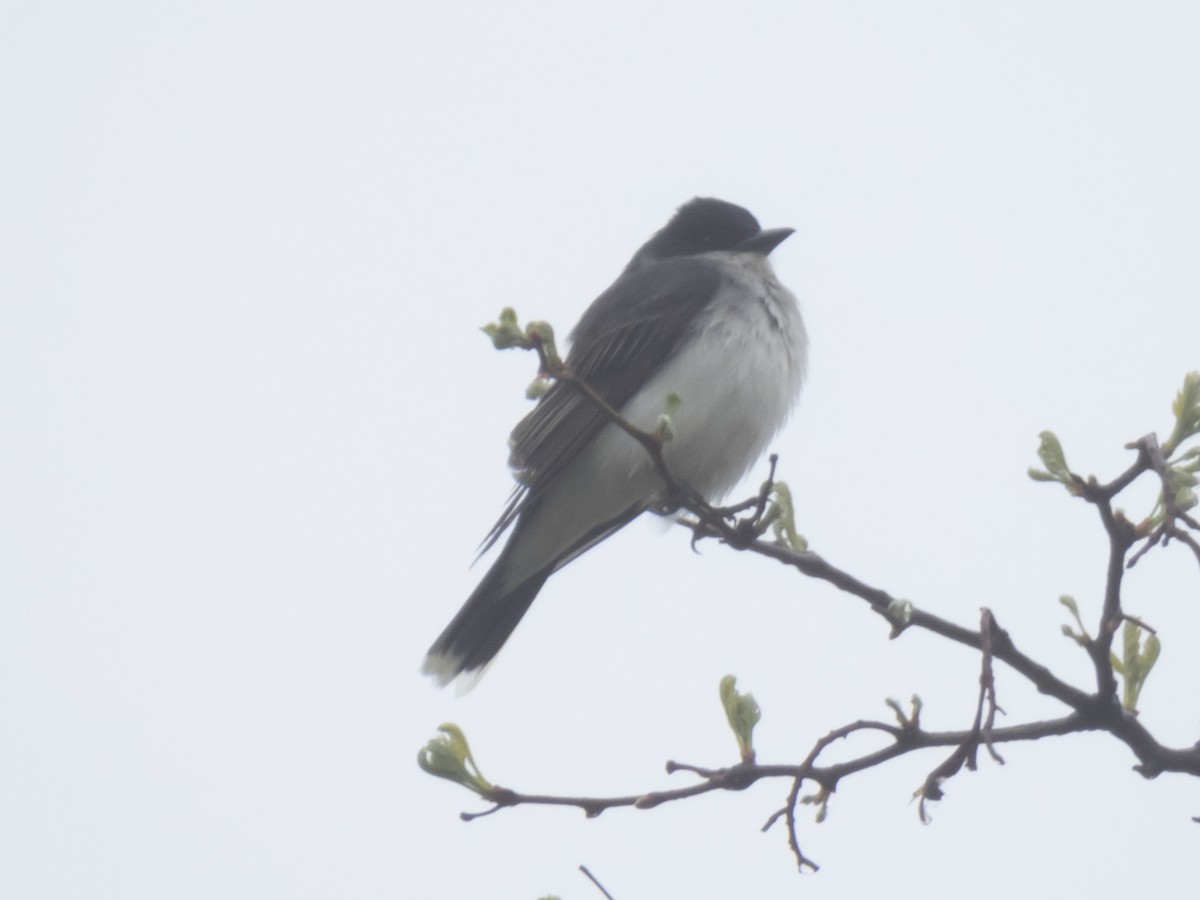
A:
479;258;720;551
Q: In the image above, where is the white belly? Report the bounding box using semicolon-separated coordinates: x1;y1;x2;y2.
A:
498;254;806;588
594;254;807;501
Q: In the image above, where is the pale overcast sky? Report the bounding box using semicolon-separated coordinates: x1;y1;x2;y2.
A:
3;3;1199;898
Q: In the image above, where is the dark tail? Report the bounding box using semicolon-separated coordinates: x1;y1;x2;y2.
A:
424;496;644;689
421;554;551;688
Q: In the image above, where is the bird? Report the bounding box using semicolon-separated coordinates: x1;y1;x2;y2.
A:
423;198;807;688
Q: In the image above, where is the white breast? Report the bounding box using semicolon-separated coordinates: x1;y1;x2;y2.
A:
495;252;806;589
596;251;807;501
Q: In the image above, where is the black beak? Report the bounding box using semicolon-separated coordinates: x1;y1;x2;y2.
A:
734;226;794;256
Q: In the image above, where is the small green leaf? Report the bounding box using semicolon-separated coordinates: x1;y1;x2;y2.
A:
1036;431;1071;478
719;675;761;763
1163;371;1200;456
1057;594;1092;645
654;393;682;441
1030;431;1080;494
1176;446;1200;472
767;482;807;551
525;375;552;400
1144;633;1162;670
480;310;563;370
1116;621;1163;713
417;723;493;794
481;307;528;349
1123;621;1142;664
799;790;831;824
1061;624;1087;646
1139;462;1198;527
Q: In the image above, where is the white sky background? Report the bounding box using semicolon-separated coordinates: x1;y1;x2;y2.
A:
3;2;1199;897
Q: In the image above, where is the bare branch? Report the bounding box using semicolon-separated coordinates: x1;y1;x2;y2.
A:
462;717;1086;817
437;334;1200;872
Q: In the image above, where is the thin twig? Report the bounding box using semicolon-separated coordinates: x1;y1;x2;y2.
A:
579;865;615;900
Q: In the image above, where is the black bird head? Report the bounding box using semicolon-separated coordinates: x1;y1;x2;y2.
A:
623;197;792;272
